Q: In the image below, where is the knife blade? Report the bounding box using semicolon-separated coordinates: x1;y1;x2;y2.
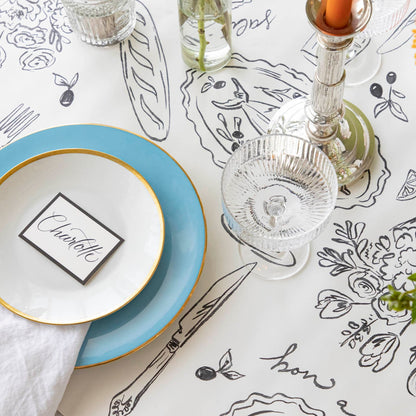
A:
108;263;256;416
172;263;256;345
377;8;416;55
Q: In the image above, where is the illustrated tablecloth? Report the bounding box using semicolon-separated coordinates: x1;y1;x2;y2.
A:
1;0;416;414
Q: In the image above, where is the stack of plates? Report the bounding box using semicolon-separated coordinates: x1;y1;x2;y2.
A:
0;125;206;368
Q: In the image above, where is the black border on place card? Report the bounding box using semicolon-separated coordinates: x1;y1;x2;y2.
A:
19;192;124;285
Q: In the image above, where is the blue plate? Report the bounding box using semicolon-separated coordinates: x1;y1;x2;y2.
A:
0;125;206;368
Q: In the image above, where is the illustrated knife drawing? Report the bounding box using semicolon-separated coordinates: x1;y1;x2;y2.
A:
108;263;256;416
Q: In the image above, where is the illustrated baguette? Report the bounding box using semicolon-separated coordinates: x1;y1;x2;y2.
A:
120;1;170;141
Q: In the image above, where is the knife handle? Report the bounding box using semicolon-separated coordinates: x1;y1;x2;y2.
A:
108;339;179;416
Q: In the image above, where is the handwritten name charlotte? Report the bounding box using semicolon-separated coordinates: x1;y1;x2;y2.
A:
37;214;103;262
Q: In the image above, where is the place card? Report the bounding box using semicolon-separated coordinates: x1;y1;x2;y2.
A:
19;193;124;285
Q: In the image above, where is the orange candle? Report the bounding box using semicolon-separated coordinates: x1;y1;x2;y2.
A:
325;0;353;29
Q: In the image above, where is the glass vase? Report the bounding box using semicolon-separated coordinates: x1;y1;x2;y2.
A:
178;0;232;72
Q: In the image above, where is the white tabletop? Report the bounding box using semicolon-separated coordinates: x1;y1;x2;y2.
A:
1;0;416;414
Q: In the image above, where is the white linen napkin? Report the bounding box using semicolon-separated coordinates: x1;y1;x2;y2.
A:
0;305;89;416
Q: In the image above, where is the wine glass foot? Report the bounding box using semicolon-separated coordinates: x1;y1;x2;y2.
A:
345;40;382;87
268;97;376;187
238;243;310;280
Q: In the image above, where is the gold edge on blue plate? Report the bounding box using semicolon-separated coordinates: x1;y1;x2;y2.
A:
72;125;207;369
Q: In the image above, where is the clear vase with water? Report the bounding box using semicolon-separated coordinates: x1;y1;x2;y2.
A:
178;0;232;72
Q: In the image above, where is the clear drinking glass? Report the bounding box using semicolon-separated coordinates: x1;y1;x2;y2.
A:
345;0;410;86
62;0;136;46
221;134;338;280
178;0;232;72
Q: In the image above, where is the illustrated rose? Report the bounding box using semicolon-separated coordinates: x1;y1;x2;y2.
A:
372;292;410;325
0;0;46;30
19;47;55;70
7;26;47;48
348;271;380;299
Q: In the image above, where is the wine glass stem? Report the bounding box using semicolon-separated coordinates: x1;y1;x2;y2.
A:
238;243;310;280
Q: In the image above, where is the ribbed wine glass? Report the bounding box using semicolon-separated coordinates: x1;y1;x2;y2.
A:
221;134;338;280
345;0;410;86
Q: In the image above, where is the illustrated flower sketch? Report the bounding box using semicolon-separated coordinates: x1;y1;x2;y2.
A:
316;219;416;395
0;0;72;70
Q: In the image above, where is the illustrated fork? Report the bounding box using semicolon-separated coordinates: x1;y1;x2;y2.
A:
0;103;40;147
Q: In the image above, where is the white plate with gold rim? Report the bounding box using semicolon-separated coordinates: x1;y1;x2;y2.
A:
0;149;164;325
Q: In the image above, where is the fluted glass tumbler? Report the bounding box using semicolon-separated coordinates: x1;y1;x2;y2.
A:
62;0;136;46
221;134;338;280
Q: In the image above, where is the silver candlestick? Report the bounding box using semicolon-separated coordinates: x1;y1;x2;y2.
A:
269;0;375;186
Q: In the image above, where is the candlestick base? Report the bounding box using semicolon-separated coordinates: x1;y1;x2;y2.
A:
267;97;375;186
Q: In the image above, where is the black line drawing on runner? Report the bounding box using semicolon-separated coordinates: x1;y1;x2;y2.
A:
53;72;79;107
370;71;408;122
120;1;170;142
219;392;326;416
377;8;416;54
181;53;312;168
261;343;336;390
397;169;416;201
231;0;253;10
336;136;390;211
195;349;245;381
232;8;276;37
0;104;40;148
316;218;416;395
337;400;357;416
108;263;256;416
0;0;72;70
182;54;389;211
